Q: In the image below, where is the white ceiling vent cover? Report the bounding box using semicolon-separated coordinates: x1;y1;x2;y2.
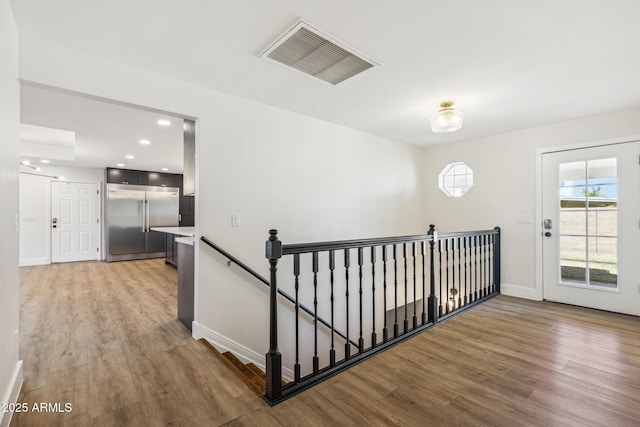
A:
260;20;380;85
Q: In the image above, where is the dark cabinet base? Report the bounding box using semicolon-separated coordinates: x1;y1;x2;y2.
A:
165;234;178;267
177;242;194;331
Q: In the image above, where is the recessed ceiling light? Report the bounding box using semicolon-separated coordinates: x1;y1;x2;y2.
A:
40;159;50;164
21;160;31;165
157;119;171;127
117;163;125;167
161;168;169;171
125;155;135;159
57;176;65;181
139;139;151;145
35;167;41;171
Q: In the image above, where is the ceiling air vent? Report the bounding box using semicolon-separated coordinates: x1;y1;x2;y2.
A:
260;20;379;85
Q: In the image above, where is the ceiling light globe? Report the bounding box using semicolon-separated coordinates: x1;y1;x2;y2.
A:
430;102;464;133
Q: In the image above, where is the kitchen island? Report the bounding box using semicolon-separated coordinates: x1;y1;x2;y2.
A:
175;236;194;330
150;226;195;267
150;227;195;331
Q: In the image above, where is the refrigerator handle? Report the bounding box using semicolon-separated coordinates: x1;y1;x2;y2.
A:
145;199;150;232
141;200;146;232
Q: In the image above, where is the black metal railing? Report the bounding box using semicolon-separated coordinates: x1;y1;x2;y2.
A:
200;237;358;350
264;225;501;405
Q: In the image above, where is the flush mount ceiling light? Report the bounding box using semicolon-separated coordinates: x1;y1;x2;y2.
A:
430;101;464;133
260;20;380;85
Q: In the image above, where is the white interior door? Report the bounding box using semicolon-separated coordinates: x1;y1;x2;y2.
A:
51;181;100;263
542;141;640;315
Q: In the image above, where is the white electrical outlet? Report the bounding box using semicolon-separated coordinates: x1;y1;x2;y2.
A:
231;214;240;227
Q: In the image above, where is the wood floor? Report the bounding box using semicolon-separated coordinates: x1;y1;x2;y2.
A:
13;259;640;426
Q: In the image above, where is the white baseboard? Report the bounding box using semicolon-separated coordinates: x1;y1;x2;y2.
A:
500;283;542;300
192;322;294;381
1;361;23;427
19;257;48;266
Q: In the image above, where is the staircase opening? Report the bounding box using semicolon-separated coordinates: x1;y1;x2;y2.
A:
201;225;501;404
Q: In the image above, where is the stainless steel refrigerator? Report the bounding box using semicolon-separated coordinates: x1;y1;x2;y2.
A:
106;183;179;262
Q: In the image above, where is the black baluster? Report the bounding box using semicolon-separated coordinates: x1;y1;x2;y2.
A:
382;245;389;342
329;250;336;367
478;235;483;299
446;239;450;314
293;254;301;382
438;239;443;317
312;252;319;375
393;244;399;338
344;249;351;360
474;235;478;302
482;235;486;298
427;225;438;323
489;233;494;294
403;242;409;333
421;240;426;325
485;234;489;297
494;227;501;294
478;236;485;299
457;237;462;308
452;238;456;312
483;235;488;297
358;247;364;353
412;242;417;329
464;236;468;306
371;246;377;347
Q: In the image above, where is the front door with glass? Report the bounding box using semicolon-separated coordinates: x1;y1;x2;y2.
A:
542;141;640;315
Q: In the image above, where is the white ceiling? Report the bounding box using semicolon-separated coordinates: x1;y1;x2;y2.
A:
11;0;640;150
20;84;184;173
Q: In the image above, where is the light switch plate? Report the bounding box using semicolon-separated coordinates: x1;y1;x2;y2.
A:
231;214;240;227
517;215;532;224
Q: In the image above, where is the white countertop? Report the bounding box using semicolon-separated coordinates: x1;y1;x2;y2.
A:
175;236;194;246
150;226;195;237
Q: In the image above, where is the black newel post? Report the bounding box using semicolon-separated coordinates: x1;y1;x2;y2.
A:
493;226;501;294
265;229;282;402
427;225;438;324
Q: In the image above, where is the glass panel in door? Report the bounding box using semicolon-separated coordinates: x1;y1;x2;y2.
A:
557;158;618;288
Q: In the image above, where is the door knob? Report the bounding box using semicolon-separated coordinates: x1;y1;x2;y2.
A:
544;231;552;237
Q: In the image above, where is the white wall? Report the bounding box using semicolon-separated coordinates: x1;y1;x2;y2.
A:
422;107;640;299
19;173;49;265
197;102;423;372
19;166;103;265
18;37;425;369
0;1;22;425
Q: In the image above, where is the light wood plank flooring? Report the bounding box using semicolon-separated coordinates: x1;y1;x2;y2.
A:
13;259;640;426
